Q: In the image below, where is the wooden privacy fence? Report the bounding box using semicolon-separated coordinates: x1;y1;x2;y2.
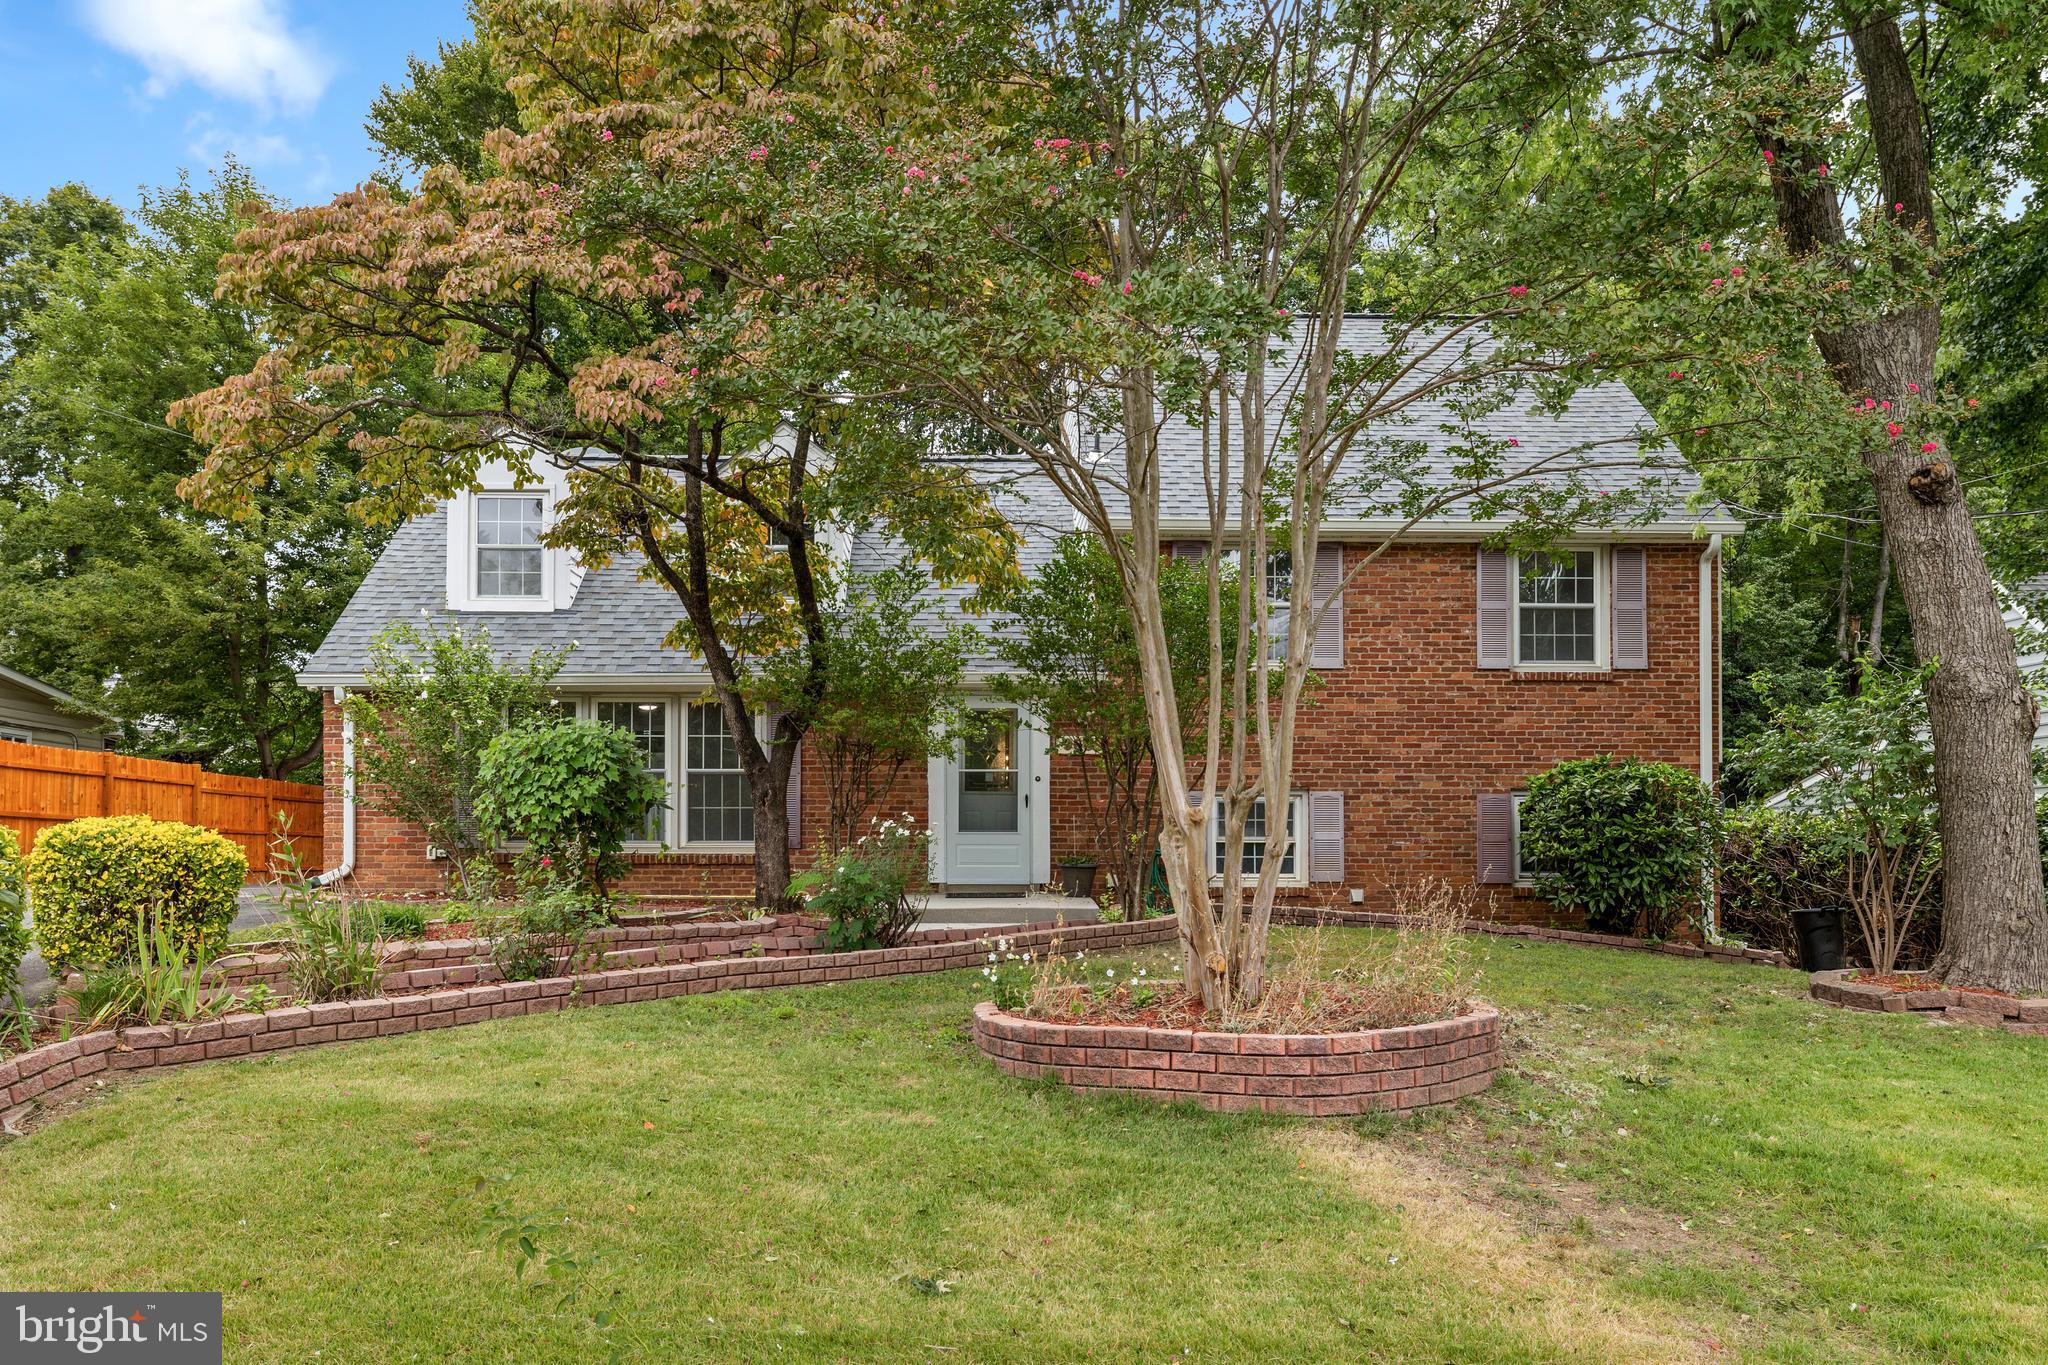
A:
0;741;322;883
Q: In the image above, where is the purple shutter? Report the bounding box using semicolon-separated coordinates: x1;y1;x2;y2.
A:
1308;790;1344;883
785;733;803;848
1174;541;1207;562
1310;544;1345;669
1611;546;1648;669
1476;793;1515;884
1477;549;1512;669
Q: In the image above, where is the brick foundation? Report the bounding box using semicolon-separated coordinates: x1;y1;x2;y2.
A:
971;1001;1502;1116
1809;969;2048;1035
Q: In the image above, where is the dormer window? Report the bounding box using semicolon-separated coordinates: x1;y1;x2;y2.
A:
476;495;546;598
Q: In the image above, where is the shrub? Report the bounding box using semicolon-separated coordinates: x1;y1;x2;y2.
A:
789;818;928;951
272;831;385;1003
1519;756;1719;937
61;909;228;1029
27;815;245;970
485;859;607;982
377;904;429;939
475;719;665;899
0;826;26;1003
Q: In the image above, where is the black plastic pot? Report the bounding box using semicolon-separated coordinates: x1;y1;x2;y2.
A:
1058;862;1099;899
1792;908;1846;972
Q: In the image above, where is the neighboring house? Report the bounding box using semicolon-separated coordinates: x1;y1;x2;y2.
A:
300;319;1740;920
0;663;109;750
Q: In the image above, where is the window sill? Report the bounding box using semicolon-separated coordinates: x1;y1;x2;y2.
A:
1506;669;1615;683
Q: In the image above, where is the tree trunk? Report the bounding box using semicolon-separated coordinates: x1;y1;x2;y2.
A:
751;785;792;912
1760;11;2048;993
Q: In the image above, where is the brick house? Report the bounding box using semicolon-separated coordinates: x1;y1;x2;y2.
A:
300;320;1739;921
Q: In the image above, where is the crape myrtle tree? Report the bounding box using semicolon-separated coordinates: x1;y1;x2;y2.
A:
1579;1;2048;992
762;0;1849;1009
170;3;1021;909
993;534;1219;921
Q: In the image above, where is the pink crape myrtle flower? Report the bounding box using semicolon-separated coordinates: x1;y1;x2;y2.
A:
1906;382;1920;393
1886;422;1902;437
1763;149;1775;164
599;128;614;142
749;146;767;160
1921;441;1939;453
1506;437;1519;447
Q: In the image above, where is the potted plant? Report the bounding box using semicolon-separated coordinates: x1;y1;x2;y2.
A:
1056;855;1099;899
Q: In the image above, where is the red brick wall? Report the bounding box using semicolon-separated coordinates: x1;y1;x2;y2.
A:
315;540;1717;920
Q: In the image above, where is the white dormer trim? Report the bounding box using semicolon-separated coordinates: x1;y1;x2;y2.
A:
445;458;582;613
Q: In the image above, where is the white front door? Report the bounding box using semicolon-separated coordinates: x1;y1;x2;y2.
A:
943;705;1034;887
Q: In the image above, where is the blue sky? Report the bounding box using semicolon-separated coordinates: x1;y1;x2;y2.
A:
0;0;471;209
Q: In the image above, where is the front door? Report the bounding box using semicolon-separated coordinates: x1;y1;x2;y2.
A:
944;706;1032;887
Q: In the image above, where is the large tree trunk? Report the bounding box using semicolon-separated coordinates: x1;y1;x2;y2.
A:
1762;10;2048;992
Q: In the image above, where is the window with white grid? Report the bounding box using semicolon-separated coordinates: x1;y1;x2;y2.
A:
595;701;669;842
1515;550;1601;666
475;495;545;598
686;701;754;843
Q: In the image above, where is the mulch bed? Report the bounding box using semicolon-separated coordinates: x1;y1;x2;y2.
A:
1853;972;2015;1002
1024;984;1471;1035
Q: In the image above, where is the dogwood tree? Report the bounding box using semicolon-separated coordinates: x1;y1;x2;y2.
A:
170;3;1020;907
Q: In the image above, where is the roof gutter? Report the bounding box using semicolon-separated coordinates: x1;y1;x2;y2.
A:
310;686;356;889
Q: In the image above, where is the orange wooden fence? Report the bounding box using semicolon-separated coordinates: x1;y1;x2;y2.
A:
0;741;322;882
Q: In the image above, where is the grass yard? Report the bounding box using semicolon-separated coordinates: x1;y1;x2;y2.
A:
2;930;2044;1363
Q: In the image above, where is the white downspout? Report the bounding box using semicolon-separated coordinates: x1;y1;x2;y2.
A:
311;685;357;888
1698;533;1723;931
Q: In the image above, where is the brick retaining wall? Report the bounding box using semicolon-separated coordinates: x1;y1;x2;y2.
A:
1809;968;2048;1035
2;916;1177;1132
972;1001;1502;1116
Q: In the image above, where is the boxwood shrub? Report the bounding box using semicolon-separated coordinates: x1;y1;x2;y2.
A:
26;815;245;969
1519;756;1719;937
0;826;27;999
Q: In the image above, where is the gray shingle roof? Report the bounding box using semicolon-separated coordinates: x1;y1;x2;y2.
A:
302;318;1733;685
1084;316;1718;525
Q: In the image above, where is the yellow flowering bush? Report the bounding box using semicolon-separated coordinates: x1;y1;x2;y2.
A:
0;825;27;997
26;816;245;969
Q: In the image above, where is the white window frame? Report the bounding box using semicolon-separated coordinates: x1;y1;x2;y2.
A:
1511;547;1607;672
472;493;549;602
591;697;675;848
1510;791;1535;887
1210;793;1308;889
681;698;757;851
0;726;32;744
444;459;576;613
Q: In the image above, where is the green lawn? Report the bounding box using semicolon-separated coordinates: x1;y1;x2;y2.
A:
2;931;2043;1363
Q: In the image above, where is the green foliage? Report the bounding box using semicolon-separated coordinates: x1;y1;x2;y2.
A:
349;620;567;892
1718;803;1945;969
789;819;927;952
752;566;971;849
1732;665;1954;973
475;719;665;898
0;167;382;778
366;38;522;183
1519;757;1720;937
60;908;230;1030
0;825;25;1003
378;904;429;940
26;815;244;970
485;862;608;983
272;828;385;1003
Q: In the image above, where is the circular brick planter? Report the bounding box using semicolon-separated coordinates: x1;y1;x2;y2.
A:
1810;969;2048;1035
972;1000;1502;1116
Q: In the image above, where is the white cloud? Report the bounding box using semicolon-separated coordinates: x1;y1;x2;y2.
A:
186;114;338;197
81;0;332;111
